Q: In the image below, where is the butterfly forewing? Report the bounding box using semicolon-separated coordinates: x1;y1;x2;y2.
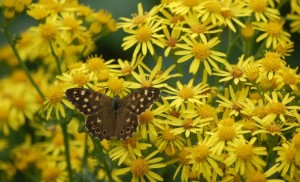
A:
65;88;112;115
120;87;160;115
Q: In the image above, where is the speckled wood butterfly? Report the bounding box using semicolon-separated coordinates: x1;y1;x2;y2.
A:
65;87;160;140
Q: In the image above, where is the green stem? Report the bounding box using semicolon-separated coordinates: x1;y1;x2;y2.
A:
61;122;74;182
3;26;45;99
50;42;62;75
93;138;113;182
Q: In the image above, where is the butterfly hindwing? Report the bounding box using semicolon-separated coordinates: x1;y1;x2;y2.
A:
65;88;112;115
114;107;138;139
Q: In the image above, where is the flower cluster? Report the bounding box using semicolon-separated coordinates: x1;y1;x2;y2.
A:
1;0;300;181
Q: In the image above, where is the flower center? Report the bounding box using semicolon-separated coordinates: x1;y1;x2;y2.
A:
193;144;209;162
205;1;221;13
219;126;236;141
236;144;253;160
247;171;266;182
72;73;89;87
41;23;57;41
130;158;148;176
183;119;193;130
267;124;280;134
196;104;216;119
262;52;282;72
46;86;64;104
62;17;80;32
178;86;194;100
135;26;151;42
108;78;123;93
86;56;105;72
178;149;191;165
268;103;285;114
250;0;266;13
231;66;243;78
192;43;210;60
182;0;200;7
286;147;296;163
191;24;206;34
163;128;176;141
166;37;177;47
12;96;26;110
133;14;147;25
139;110;153;124
265;21;283;37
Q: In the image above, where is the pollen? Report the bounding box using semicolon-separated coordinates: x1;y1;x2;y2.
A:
250;0;266;13
220;7;232;19
108;77;123;93
135;26;151;43
236;144;253;160
192;43;210;60
139;110;153;124
86;56;105;72
130;158;148;176
191;24;206;35
178;85;194;100
281;70;297;85
247;171;266;182
141;80;153;88
163;128;176;141
205;1;221;13
166;37;177;47
252;107;267;118
41;166;60;182
124;137;137;148
268;103;285;114
46;86;64;104
96;69;110;81
182;0;201;7
265;20;283;37
285;146;296;163
219;126;236;141
72;72;89;87
40;23;57;41
178;148;191;165
171;15;184;24
197;104;216;119
193;144;209;162
133;14;147;25
12;96;26;111
267;124;280;134
62;17;80;32
231;66;243;78
183;118;193;130
121;65;132;75
262;52;282;72
169;110;180;118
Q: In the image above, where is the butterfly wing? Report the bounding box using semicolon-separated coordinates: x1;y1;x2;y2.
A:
114;87;160;139
86;110;116;140
65;88;112;115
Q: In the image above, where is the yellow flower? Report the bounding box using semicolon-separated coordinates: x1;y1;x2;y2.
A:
175;35;226;75
109;135;152;165
214;54;254;85
114;150;166;182
217;85;249;116
274;142;298;180
245;163;281;182
164;79;210;108
264;91;300;122
224;137;267;175
168;0;202;15
117;54;144;76
287;1;300;33
160;25;182;57
188;136;224;180
121;19;165;57
246;0;280;22
0;98;16;135
40;160;68;182
254;19;291;49
195;0;224;25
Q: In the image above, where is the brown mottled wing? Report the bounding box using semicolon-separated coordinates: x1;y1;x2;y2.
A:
115;87;160;139
85;110;116;140
65;88;112;115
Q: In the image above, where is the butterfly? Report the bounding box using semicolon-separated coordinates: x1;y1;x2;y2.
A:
65;87;160;140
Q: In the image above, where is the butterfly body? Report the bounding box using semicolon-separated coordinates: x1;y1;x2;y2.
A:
65;87;160;140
